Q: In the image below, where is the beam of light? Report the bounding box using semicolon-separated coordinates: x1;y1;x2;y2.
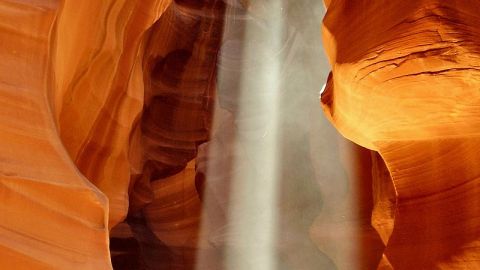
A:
223;2;284;269
195;1;286;269
195;2;367;270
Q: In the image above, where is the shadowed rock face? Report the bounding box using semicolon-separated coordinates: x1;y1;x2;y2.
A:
114;1;226;268
135;0;225;199
322;0;480;268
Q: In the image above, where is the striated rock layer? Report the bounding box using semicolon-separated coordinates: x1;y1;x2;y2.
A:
0;0;225;268
321;0;480;269
0;0;112;269
53;0;172;228
0;0;171;268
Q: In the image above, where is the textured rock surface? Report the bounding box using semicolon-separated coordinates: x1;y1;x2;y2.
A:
0;0;112;269
129;0;224;212
321;0;480;268
0;0;224;267
54;0;172;228
0;0;171;268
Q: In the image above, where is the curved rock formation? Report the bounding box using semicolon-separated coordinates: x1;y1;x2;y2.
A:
1;0;225;267
130;0;225;212
111;1;226;268
0;0;112;268
321;0;480;268
54;0;172;228
0;0;172;268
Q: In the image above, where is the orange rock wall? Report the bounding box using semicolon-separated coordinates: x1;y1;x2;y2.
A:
321;0;480;268
0;0;171;268
0;0;225;267
53;0;172;228
0;0;113;269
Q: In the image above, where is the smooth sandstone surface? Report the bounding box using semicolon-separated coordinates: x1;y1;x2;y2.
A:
0;0;111;269
322;0;480;268
54;0;172;228
1;0;224;268
0;0;171;268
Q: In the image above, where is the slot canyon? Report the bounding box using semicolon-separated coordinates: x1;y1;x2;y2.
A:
0;0;479;269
